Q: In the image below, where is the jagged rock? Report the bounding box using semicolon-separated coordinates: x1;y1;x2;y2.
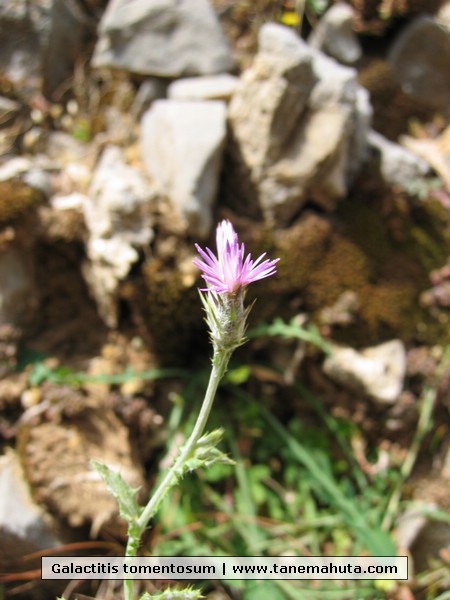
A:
323;340;407;404
368;129;430;190
92;0;234;77
388;16;450;112
85;146;153;246
228;23;371;223
168;74;239;101
308;2;362;64
229;25;316;179
82;145;155;327
141;99;227;238
0;450;62;567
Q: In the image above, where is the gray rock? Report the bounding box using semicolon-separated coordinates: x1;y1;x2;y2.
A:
229;25;316;178
43;0;96;98
308;2;362;64
141;99;227;238
168;74;239;101
260;106;350;219
309;49;359;107
0;450;61;567
323;340;407;404
388;16;450;112
228;23;371;223
368;129;429;190
92;0;234;77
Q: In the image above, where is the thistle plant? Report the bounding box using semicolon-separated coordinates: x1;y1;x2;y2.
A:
93;220;279;600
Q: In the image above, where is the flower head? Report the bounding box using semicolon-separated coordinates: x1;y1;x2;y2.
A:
193;220;279;294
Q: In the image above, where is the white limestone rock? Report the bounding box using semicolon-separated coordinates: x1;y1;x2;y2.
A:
82;146;154;327
323;340;407;404
92;0;235;77
141;99;227;238
168;74;239;102
368;130;429;190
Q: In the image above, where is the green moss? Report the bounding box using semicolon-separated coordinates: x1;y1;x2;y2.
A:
136;259;204;365
406;200;450;271
0;179;44;225
274;212;333;292
270;187;450;346
306;235;370;308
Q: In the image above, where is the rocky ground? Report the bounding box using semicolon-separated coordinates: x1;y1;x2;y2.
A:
1;1;450;599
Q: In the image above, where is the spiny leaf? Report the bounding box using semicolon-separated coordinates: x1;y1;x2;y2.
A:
175;429;234;479
196;428;226;448
91;460;142;523
184;448;235;473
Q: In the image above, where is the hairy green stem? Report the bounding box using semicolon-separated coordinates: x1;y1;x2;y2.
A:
123;347;231;600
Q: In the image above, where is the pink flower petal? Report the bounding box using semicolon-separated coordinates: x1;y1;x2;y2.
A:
193;220;279;294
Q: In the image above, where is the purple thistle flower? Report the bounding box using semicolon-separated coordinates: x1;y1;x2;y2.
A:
193;220;279;294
